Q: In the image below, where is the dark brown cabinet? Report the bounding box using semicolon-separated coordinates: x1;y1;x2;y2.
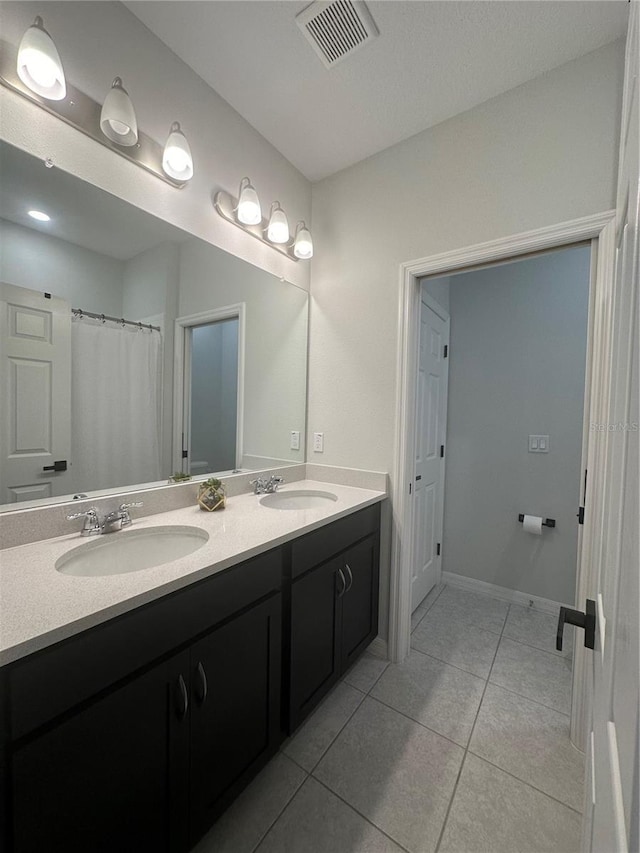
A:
3;550;283;853
189;594;281;844
1;503;382;852
288;504;380;731
11;651;191;853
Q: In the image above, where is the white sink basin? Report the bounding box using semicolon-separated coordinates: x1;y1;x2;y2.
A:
259;489;338;510
56;526;209;577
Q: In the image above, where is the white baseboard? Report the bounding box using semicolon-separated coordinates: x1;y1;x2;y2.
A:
441;572;570;614
368;637;388;660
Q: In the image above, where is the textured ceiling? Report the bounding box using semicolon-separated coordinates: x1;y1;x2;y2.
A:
126;0;628;181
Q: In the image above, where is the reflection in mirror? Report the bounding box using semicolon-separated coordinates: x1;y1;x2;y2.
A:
0;141;308;510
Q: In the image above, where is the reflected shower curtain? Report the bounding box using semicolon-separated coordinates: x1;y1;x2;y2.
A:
71;319;162;492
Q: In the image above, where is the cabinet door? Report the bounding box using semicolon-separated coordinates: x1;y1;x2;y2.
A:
340;534;380;672
11;651;190;853
289;556;343;731
189;593;281;846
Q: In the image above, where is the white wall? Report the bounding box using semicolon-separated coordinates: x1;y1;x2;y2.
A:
0;218;124;314
0;1;311;291
443;247;590;605
309;40;624;639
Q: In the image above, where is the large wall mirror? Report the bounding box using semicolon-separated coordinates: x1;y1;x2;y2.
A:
0;141;308;511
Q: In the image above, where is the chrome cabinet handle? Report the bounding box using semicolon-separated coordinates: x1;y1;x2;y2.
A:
175;674;189;721
336;568;347;598
66;507;97;521
344;563;354;593
195;661;208;704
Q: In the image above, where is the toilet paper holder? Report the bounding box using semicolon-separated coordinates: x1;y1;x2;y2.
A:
518;514;556;528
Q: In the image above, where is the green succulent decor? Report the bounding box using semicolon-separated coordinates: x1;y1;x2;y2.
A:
198;477;226;512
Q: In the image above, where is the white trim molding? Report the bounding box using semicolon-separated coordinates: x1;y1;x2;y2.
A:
389;210;616;753
442;572;572;615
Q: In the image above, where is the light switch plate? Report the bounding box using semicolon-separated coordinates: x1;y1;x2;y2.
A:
313;432;324;453
529;434;550;453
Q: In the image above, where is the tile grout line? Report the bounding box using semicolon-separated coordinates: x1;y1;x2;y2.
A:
434;603;509;853
366;693;472;751
485;676;573;718
408;644;492;680
311;775;414;853
464;751;584;815
249;762;309;853
411;583;447;633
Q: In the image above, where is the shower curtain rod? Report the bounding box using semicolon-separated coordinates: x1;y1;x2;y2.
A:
72;308;161;332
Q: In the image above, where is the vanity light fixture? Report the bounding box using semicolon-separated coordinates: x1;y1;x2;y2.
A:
162;122;193;181
100;78;138;147
293;222;314;259
236;177;262;225
266;202;290;244
28;209;51;221
213;187;312;262
16;16;66;100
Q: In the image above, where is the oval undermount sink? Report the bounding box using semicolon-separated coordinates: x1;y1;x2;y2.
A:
56;525;209;577
259;489;338;510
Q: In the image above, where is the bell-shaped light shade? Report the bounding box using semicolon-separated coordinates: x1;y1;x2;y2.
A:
266;202;289;244
100;78;138;146
237;177;262;225
293;222;313;259
162;122;193;181
17;17;66;100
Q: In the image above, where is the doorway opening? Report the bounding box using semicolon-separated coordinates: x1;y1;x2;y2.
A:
174;304;245;476
412;244;591;618
390;211;616;753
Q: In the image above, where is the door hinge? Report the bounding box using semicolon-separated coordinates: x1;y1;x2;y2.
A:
577;469;587;524
577;506;585;525
440;445;445;458
443;344;448;358
409;482;412;495
182;450;188;460
436;543;441;556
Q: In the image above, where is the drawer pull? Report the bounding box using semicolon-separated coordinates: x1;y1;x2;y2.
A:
175;674;189;720
344;563;354;592
336;568;347;598
195;661;208;704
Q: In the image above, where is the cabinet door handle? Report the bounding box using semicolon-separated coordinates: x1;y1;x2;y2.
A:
336;568;347;598
344;563;353;592
195;661;208;705
175;674;189;721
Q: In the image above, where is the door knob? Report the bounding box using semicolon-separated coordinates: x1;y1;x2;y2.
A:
556;600;596;651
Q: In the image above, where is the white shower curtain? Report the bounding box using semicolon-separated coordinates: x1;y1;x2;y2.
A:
71;319;162;492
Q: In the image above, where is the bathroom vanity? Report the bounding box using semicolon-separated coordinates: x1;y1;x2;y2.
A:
0;483;383;852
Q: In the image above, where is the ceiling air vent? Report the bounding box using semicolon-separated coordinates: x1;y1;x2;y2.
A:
296;0;379;70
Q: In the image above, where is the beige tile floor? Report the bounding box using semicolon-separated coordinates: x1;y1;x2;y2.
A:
193;584;583;853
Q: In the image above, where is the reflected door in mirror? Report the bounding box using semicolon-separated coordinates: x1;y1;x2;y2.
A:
0;284;71;503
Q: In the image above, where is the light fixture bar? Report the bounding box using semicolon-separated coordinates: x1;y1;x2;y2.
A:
214;190;301;261
0;47;186;189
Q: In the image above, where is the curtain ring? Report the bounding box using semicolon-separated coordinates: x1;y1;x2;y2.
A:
100;313;106;324
121;318;126;327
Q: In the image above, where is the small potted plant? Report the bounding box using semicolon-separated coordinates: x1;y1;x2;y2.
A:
169;471;192;484
197;477;226;512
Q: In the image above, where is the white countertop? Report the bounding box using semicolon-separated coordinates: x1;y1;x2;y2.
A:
0;481;385;666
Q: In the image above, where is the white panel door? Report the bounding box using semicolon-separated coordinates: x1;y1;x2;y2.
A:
587;7;639;852
0;283;72;503
412;294;449;610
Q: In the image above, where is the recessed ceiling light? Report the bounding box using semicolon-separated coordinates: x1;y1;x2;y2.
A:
28;209;51;222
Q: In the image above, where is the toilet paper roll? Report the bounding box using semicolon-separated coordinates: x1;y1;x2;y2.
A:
522;514;543;535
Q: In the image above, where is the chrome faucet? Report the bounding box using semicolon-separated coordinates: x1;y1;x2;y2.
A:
66;501;143;536
250;475;285;495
